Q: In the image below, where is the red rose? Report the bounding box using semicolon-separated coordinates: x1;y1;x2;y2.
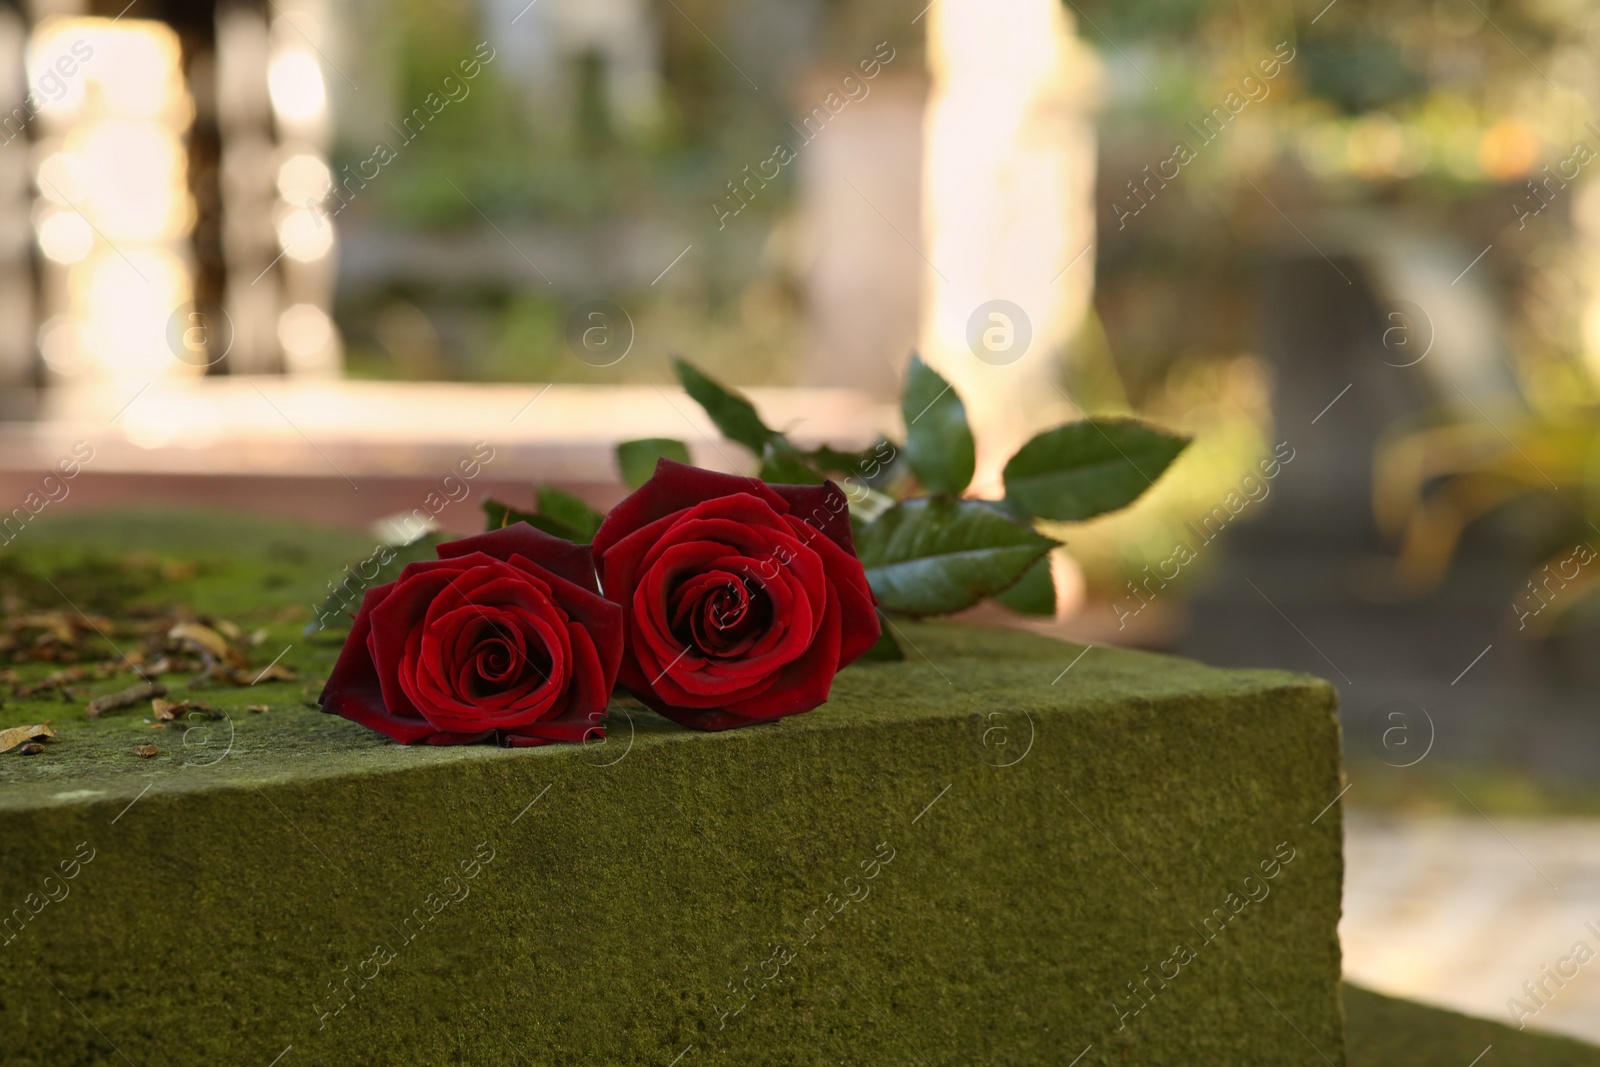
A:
591;459;880;730
320;524;623;746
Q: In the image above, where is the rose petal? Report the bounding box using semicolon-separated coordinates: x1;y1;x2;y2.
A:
437;523;601;592
320;583;486;745
642;578;844;730
592;459;791;558
768;480;856;556
594;460;875;732
783;514;880;666
410;598;571;731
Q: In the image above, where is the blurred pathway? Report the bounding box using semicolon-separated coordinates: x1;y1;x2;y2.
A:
1343;812;1600;1045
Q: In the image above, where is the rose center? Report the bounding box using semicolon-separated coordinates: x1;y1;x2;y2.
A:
467;622;551;694
670;570;771;658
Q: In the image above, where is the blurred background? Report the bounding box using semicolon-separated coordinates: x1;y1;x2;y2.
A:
0;0;1598;1042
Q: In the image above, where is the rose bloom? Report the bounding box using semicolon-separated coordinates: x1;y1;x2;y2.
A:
321;525;622;746
592;460;879;730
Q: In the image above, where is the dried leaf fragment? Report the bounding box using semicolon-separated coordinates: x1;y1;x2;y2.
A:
167;622;247;667
0;722;55;753
86;681;167;718
153;698;220;722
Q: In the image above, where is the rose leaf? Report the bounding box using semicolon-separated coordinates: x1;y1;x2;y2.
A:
616;438;690;490
482;497;540;531
801;440;899;482
855;498;1058;616
535;486;606;542
900;355;975;496
853;625;905;662
758;442;825;485
993;554;1057;616
1002;418;1190;522
674;358;778;454
482;497;584;542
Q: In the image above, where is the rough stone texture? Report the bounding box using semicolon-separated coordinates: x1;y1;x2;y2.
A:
0;510;1345;1065
1346;983;1600;1065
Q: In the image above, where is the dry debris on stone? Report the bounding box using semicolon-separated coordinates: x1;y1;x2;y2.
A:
1;554;297;708
0;722;55;753
86;681;167;719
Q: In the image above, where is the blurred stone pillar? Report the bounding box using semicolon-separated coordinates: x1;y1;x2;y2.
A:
798;71;925;401
0;3;33;398
919;0;1100;496
217;1;280;374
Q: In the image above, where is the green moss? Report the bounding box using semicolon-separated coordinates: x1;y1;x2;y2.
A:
1346;983;1600;1065
0;509;374;771
1346;759;1600;819
1;510;1345;1065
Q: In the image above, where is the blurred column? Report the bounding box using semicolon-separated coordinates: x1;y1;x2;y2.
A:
0;2;34;395
267;0;339;376
217;1;276;373
220;0;341;377
482;0;661;138
798;71;925;400
919;0;1100;495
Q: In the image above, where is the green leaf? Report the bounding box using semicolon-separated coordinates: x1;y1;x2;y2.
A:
800;439;908;496
758;442;824;485
482;497;540;532
1002;418;1190;521
535;486;605;542
901;355;975;496
802;444;875;474
994;554;1056;616
854;625;905;662
482;491;604;542
801;441;883;477
846;485;896;524
616;438;690;489
855;497;1058;616
674;359;777;454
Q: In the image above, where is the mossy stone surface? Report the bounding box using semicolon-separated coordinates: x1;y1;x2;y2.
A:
1346;983;1600;1065
1;510;1344;1065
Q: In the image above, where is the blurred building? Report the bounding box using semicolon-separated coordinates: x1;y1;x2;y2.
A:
0;0;341;409
480;0;661;136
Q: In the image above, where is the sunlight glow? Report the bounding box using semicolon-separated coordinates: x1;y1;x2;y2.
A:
29;17;193;382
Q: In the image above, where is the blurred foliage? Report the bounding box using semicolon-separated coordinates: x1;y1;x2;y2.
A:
1057;327;1277;597
1075;0;1600;607
1375;400;1600;629
328;0;1600;619
1299;35;1425;114
329;0;818;385
1348;757;1600;818
338;268;801;388
345;0;798;227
